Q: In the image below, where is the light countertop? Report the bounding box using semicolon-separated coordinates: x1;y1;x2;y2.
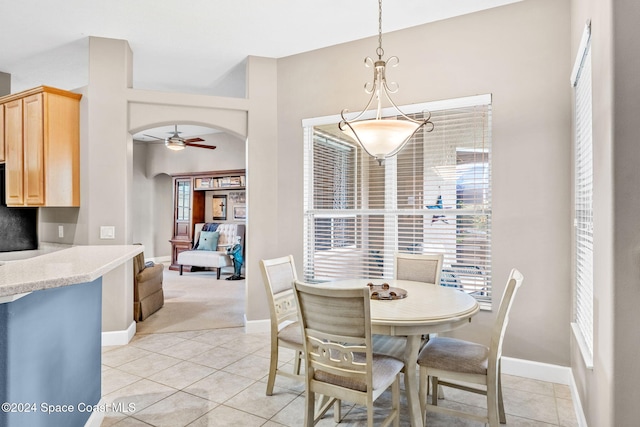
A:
0;242;71;262
0;245;143;300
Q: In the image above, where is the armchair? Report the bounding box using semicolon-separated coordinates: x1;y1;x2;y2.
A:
133;250;164;321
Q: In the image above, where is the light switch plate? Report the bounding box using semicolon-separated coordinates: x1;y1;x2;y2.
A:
100;226;115;239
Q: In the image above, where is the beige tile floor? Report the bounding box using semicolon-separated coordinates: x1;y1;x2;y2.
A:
100;326;579;427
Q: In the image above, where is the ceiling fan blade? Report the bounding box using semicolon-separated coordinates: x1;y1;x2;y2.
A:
143;134;164;140
183;137;205;143
185;142;217;150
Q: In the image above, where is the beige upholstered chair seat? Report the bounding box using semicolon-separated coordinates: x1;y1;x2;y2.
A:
278;321;303;346
314;353;404;392
177;250;231;269
418;337;489;375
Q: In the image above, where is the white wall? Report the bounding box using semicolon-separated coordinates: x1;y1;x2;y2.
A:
570;0;640;425
277;0;572;365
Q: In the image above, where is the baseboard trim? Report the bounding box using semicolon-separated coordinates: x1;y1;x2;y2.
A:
502;357;587;426
244;316;269;334
83;401;105;427
101;321;136;346
568;369;589;427
149;255;171;264
501;356;571;384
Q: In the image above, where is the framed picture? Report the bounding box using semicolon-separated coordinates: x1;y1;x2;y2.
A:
233;205;246;220
212;195;227;220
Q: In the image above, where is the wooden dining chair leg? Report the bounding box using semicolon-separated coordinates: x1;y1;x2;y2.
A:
392;376;401;427
266;341;278;396
488;376;500;427
293;350;302;375
431;375;440;405
498;363;506;424
313;395;340;423
305;390;315;427
333;399;342;422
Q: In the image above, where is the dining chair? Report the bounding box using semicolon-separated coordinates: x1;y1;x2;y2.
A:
416;268;524;426
394;252;445;346
394;252;444;285
293;280;405;427
259;255;304;396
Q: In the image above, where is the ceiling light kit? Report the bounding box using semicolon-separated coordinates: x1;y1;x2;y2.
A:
143;125;216;151
339;0;434;165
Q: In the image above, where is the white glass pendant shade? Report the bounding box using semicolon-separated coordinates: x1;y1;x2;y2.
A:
342;119;421;163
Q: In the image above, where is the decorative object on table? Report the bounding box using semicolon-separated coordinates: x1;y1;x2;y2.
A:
338;0;434;165
367;282;407;300
225;239;244;280
212;195;227;220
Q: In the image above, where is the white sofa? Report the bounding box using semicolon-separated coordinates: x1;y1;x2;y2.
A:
177;223;245;279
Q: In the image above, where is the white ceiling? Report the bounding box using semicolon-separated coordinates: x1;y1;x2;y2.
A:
1;0;520;139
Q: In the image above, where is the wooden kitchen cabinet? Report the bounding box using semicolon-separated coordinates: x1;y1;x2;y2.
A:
0;86;81;207
0;104;4;163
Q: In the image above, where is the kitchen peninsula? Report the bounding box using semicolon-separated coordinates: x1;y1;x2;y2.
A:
0;245;143;427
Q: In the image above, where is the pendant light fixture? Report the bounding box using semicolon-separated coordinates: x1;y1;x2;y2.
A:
339;0;434;165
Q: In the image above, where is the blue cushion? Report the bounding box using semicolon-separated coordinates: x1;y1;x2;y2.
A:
197;231;220;251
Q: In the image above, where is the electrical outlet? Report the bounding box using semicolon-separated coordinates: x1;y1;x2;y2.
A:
58;225;64;238
100;226;115;239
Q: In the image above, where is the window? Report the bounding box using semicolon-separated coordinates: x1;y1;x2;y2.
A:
303;95;493;307
312;131;356;251
571;21;593;367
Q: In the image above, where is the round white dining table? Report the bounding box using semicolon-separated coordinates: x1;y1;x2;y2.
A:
322;278;480;427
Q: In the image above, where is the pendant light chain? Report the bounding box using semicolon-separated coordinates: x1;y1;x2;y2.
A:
339;0;434;165
376;0;384;59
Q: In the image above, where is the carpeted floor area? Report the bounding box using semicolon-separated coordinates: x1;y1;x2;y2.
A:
135;265;245;334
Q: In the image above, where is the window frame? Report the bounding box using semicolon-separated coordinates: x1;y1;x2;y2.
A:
303;94;493;307
570;20;594;369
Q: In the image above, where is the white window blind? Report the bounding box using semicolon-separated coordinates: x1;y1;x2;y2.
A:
303;96;493;307
572;21;593;365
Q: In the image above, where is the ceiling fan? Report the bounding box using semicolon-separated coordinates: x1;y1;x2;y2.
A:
143;125;217;151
